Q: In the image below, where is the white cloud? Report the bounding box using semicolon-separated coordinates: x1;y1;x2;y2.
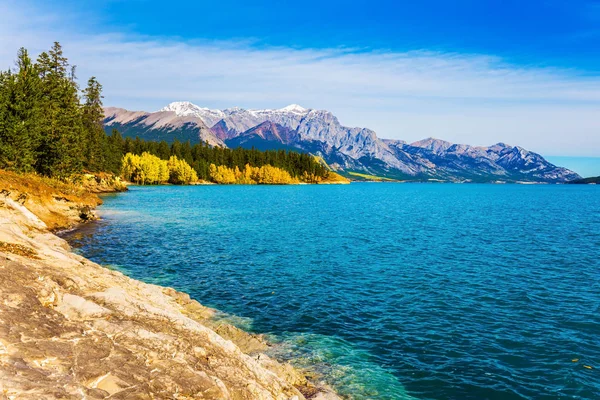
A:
1;1;599;156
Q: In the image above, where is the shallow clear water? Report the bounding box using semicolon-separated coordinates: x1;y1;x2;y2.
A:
62;183;600;400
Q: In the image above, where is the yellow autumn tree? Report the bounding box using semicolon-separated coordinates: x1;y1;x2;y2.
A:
120;152;169;184
301;171;322;183
209;164;237;184
255;164;298;184
167;155;198;184
121;153;141;183
236;164;257;184
139;153;162;184
157;160;170;183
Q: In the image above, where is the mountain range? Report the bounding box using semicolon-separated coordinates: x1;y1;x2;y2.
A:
103;102;581;183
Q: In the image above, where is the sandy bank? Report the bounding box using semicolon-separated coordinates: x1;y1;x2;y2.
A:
0;174;339;399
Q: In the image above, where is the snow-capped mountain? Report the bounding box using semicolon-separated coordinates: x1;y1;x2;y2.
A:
104;106;224;147
103;102;581;183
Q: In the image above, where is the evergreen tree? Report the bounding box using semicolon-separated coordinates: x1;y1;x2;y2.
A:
157;140;170;159
0;49;43;171
181;140;193;165
103;129;124;174
0;71;13;168
123;137;134;154
82;76;105;171
36;42;84;177
170;140;183;159
132;137;144;154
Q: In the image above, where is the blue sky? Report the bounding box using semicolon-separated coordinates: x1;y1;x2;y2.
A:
1;0;600;174
546;156;600;177
31;0;600;67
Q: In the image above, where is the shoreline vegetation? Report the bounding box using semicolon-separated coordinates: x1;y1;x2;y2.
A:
0;169;340;399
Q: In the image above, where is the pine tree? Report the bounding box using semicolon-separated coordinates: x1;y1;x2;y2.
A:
0;48;43;171
170;140;182;158
0;71;13;168
36;42;84;177
124;137;134;154
157;140;170;160
103;129;124;174
133;137;144;154
82;76;105;171
182;140;193;164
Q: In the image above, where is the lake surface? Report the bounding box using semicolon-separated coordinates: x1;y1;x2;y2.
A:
62;183;600;400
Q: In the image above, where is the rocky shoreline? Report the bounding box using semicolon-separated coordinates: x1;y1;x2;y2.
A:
0;173;339;399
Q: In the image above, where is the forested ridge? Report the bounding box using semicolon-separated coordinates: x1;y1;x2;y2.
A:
0;43;343;184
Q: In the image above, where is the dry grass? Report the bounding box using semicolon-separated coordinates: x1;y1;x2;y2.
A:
0;170;100;206
0;170;102;230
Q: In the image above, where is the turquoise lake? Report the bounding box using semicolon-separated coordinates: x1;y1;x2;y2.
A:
62;183;600;400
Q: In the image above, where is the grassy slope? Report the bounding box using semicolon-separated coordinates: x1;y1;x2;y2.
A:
346;171;397;182
320;171;351;183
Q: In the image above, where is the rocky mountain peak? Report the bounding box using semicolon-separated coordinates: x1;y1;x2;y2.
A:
159;101;226;127
410;137;454;154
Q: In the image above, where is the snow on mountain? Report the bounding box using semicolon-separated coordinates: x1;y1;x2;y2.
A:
161;101;309;119
159;101;226;127
276;104;309;114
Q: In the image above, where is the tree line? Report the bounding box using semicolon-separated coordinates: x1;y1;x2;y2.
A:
117;135;331;182
0;43;333;184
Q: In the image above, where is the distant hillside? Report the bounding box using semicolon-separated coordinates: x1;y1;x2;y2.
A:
104;102;581;183
568;176;600;184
